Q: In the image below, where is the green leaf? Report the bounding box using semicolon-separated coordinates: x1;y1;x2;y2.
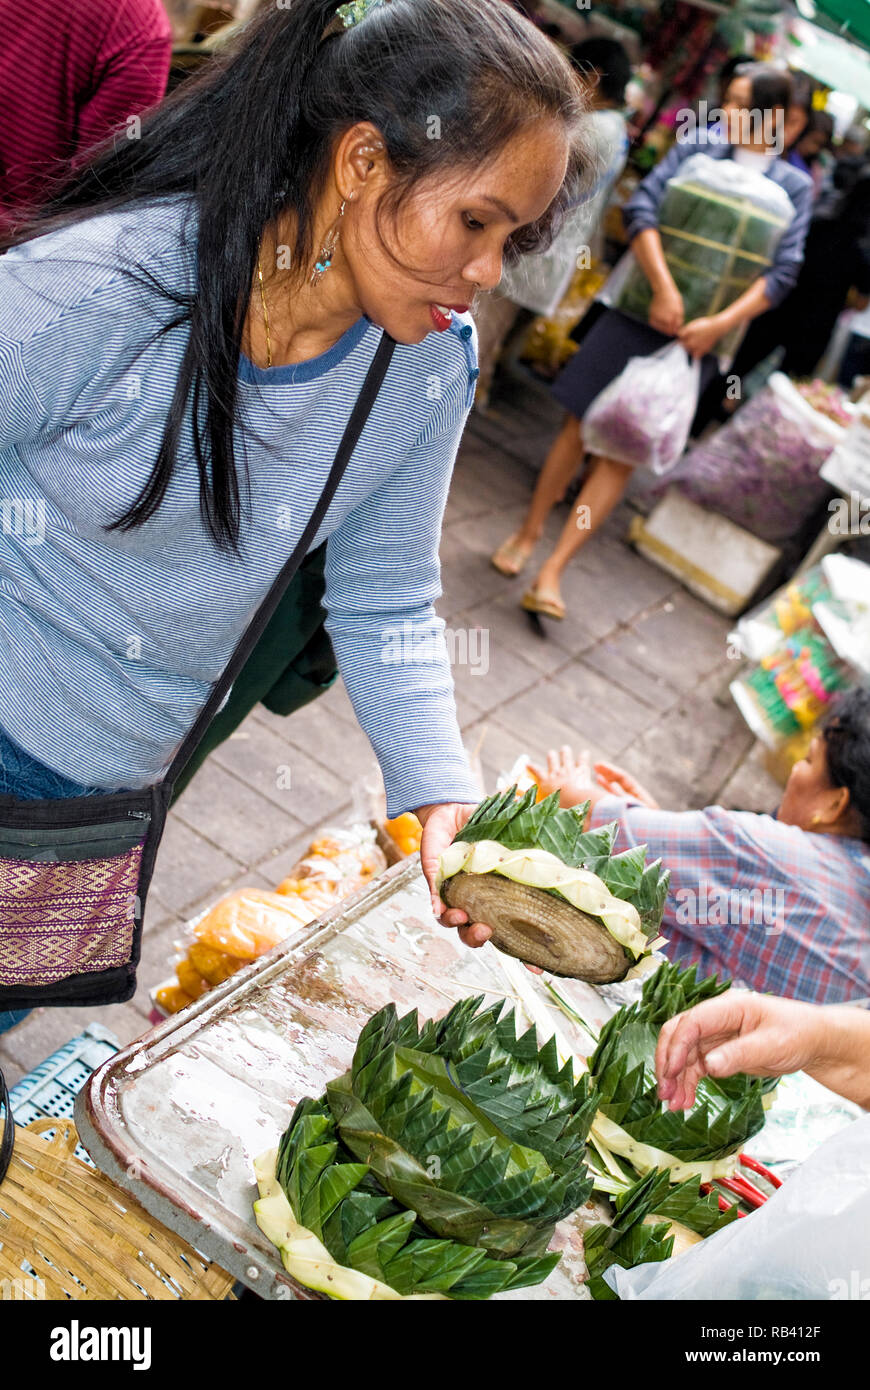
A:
271;993;603;1296
346;1209;417;1281
590;962;780;1167
449;785;670;935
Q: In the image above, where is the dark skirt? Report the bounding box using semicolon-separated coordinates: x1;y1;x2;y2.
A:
552;306;718;421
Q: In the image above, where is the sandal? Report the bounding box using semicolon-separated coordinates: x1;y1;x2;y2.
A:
521;586;566;620
490;534;536;577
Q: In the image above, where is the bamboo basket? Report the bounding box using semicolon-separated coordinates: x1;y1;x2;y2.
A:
0;1118;235;1300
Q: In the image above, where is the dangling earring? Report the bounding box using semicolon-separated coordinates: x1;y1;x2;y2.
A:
310;198;349;286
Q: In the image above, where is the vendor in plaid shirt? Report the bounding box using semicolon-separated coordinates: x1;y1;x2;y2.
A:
522;689;870;1006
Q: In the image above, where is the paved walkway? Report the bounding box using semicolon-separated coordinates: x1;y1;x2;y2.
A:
0;376;780;1084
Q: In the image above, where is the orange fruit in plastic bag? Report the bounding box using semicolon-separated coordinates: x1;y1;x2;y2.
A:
188;940;245;986
384;812;422;854
307;834;346;858
193;888;315;960
176;958;209;1000
156;983;194;1015
274;876;340;913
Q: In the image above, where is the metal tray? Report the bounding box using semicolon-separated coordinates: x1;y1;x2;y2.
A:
76;857;621;1300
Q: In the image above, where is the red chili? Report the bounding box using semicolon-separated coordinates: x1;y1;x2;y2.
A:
716;1176;766;1210
700;1182;744;1216
739;1152;783;1189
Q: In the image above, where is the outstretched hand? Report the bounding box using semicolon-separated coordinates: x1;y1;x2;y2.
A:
528;744;597;810
655;992;823;1111
593;760;660;808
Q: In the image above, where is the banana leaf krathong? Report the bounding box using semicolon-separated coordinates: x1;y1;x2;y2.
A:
588;962;779;1175
583;1168;737;1299
259;995;599;1299
436;786;670;981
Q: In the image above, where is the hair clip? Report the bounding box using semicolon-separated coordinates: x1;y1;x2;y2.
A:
321;0;388;41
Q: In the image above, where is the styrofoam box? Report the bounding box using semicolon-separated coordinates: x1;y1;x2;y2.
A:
629;488;782;617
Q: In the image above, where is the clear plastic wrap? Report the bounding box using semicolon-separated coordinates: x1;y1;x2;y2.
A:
673;373;844;543
583;341;701;473
605;1114;870;1300
613;153;794;361
154;823;388;1015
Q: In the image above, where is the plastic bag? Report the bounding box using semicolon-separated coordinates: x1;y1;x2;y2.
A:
499;110;627;317
673;373;843;543
583;341;701;473
154;823;387;1014
605;1115;870;1300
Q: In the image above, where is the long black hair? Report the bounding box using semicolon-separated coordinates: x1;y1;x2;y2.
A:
2;0;589;551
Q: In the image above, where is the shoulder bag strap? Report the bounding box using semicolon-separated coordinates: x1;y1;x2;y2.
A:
0;1065;12;1186
165;328;395;786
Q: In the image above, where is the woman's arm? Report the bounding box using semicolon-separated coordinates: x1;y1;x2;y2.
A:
656;991;870;1110
679;276;772;358
631;228;684;335
621;142;693;336
321;358;481;822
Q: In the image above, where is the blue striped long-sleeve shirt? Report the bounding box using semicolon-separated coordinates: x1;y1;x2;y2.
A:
0;195;482;817
622;141;814;308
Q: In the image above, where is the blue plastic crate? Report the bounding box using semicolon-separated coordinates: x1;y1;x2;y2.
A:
8;1024;119;1166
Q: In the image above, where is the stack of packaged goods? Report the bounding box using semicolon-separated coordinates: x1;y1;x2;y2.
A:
729;557;870;762
614;153;794;360
739;630;850;746
729;567;830;664
154;825;387;1016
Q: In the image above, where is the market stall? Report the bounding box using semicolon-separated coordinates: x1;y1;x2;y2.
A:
1;744;864;1304
72;855;793;1301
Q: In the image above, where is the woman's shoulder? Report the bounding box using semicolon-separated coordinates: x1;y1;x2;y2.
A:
2;195;198;325
769;156;814;202
397;310;479;415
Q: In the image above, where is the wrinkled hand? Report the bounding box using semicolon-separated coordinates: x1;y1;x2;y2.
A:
648;283;684;337
527;744;595;810
678;315;722;360
416;802;493;949
593;760;660;808
655;992;823;1111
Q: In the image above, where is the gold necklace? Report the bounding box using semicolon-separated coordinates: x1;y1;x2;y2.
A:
257;251;272;368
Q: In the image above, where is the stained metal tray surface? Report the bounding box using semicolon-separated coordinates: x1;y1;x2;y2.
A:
76;857;623;1300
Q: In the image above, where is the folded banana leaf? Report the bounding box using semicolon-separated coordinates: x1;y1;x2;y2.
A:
589;962;778;1164
270;996;598;1298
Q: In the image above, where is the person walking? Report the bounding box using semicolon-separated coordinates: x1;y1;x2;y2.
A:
0;0;590;1028
490;66;812;621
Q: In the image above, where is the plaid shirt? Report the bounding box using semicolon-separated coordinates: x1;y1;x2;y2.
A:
589;795;870;1005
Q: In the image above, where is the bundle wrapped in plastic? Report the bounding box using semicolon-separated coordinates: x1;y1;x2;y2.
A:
672;373;843;542
728;566;830;663
518;261;609;378
583;341;700;473
730;628;851;748
155;824;387;1015
614;154;794;360
275;826;387;902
